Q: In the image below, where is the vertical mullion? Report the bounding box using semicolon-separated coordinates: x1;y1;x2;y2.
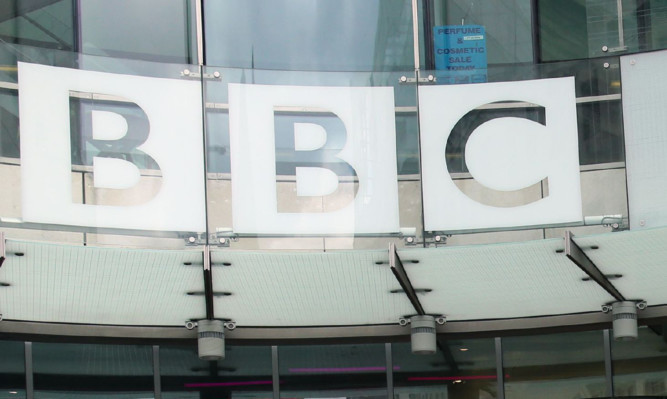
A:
495;337;505;399
25;341;33;399
272;346;280;399
385;343;394;399
604;329;614;398
153;345;161;399
411;0;421;70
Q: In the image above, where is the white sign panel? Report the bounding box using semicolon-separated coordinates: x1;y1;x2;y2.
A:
18;62;206;232
621;50;667;229
228;83;400;234
419;77;582;231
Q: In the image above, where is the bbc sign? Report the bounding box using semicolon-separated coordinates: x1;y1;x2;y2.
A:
17;62;582;234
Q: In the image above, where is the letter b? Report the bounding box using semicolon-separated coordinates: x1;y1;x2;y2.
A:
228;83;399;235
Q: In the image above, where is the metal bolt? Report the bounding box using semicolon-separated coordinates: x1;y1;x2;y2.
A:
434;235;442;242
213;71;221;78
602;45;609;52
219;237;227;245
406;236;415;243
183;69;191;76
603;62;610;69
427;74;435;82
399;76;408;83
639;220;646;226
188;236;197;243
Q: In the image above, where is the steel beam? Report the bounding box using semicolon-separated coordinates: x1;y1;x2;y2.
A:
389;243;425;315
564;231;625;301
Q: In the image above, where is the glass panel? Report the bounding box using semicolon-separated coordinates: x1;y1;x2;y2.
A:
203;0;414;72
279;344;387;399
33;342;154;398
203;65;421;250
420;0;533;71
160;345;272;399
421;56;624;175
79;0;197;63
539;0;667;61
503;331;607;399
392;339;497;399
0;0;74;50
612;325;667;396
0;42;206;248
0;341;25;399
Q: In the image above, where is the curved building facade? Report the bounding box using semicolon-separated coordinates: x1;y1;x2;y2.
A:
2;1;667;398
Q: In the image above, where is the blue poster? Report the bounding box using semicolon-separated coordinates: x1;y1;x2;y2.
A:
433;25;487;84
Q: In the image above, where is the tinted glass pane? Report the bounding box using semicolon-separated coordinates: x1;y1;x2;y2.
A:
539;0;667;61
421;0;532;71
160;345;272;399
393;339;497;399
0;0;73;50
0;341;25;399
204;0;414;71
279;344;387;399
79;0;196;63
32;342;154;398
612;325;667;396
577;100;625;165
503;331;607;399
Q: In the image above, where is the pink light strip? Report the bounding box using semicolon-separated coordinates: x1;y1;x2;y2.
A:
185;380;273;388
408;375;502;382
288;366;401;373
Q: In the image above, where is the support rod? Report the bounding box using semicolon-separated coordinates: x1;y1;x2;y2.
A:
564;231;625;301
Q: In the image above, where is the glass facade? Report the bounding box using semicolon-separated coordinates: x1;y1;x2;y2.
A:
1;2;667;399
1;331;667;398
0;0;648;248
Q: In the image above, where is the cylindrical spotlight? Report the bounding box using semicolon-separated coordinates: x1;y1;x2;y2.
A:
411;315;437;354
612;301;638;341
198;319;225;360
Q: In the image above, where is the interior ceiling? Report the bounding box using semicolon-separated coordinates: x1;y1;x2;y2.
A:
0;226;666;329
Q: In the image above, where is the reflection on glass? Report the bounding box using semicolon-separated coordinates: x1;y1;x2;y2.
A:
160;345;272;399
503;331;606;399
0;341;25;399
0;0;74;51
420;0;533;70
612;325;667;396
279;344;387;399
577;100;624;165
79;0;196;63
32;342;154;398
393;339;497;399
539;0;667;61
204;0;414;72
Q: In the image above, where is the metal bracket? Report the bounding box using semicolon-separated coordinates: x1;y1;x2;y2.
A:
398;75;437;84
184;320;237;330
424;233;449;247
182;233;207;246
212;228;239;247
180;69;222;80
583;215;628;232
601;45;628;53
399;315;446;326
602;300;647;313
